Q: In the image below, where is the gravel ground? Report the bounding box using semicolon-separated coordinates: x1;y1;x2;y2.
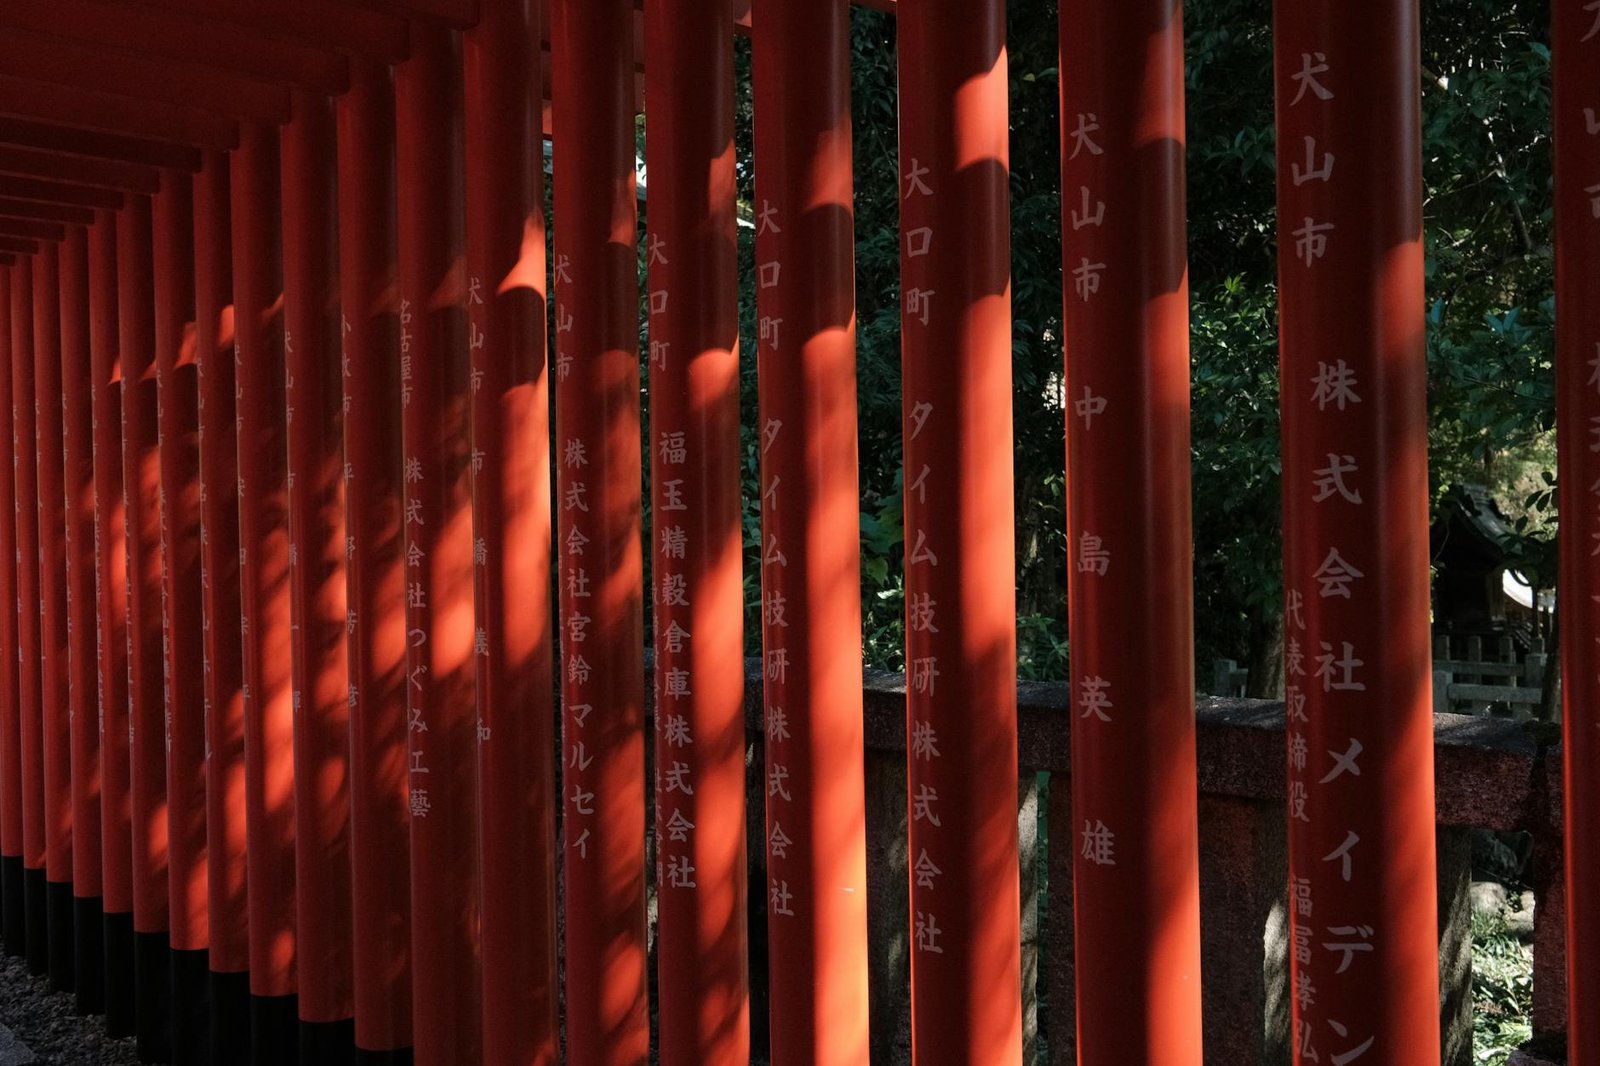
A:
0;953;139;1065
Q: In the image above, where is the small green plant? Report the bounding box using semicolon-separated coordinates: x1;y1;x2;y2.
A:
1471;908;1534;1064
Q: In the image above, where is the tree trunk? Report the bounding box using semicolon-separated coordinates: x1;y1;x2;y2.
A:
1246;607;1285;699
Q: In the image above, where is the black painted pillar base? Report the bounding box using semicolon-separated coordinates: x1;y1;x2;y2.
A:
104;911;137;1037
23;866;47;975
134;929;173;1062
74;895;104;1014
170;947;210;1065
354;1048;414;1066
210;970;251;1066
301;1017;356;1065
0;855;24;956
46;879;74;992
251;993;299;1066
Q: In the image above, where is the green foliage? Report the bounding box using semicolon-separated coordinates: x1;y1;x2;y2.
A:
728;5;1073;677
1423;0;1557;573
1470;908;1534;1063
1180;0;1559;672
698;0;1559;680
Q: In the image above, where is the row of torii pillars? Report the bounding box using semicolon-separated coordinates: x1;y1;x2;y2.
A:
0;1;1595;1065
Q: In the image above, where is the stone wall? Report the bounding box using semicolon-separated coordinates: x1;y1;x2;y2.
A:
726;664;1564;1064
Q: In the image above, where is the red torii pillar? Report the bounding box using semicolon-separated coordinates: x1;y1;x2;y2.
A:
336;55;415;1064
12;258;45;978
60;223;106;1016
0;265;21;956
90;208;137;1037
1556;0;1600;1060
394;25;481;1065
281;88;357;1059
1274;3;1440;1063
153;167;209;1062
193;147;252;1065
896;2;1022;1060
231;121;300;1063
550;2;651;1060
34;240;77;993
463;3;559;1061
643;3;750;1063
749;2;870;1062
1060;2;1205;1062
119;190;174;1063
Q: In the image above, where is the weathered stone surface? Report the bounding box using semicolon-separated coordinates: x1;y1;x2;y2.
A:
1532;825;1568;1039
0;1024;35;1066
713;661;1568;1061
1506;890;1537;943
838;667;1553;834
1019;776;1041;1065
1510;1052;1566;1066
1198;795;1287;1066
0;951;134;1063
1470;879;1509;918
864;745;910;1065
1473;829;1532;882
1439;827;1474;1066
1046;783;1075;1066
1510;1033;1569;1065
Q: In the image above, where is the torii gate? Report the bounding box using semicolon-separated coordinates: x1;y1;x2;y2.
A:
0;2;1593;1066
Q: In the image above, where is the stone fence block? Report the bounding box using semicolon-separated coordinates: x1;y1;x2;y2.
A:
723;661;1561;1062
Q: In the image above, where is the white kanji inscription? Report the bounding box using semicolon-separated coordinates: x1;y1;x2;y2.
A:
1081;819;1116;866
1072;673;1115;725
913;849;942;889
1310;360;1361;411
1067;113;1104;159
1313;547;1364;598
1293;218;1334;266
1077;532;1110;575
1312;454;1362;504
1070;186;1105;230
1315;641;1366;692
1075;387;1107;429
1322;830;1360;882
1291;52;1334;104
1319;738;1364;784
1322;926;1375;974
1291;136;1336;185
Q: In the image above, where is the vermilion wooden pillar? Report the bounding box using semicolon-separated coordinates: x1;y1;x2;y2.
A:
1273;3;1439;1063
335;55;414;1064
118;191;175;1063
193;148;252;1066
1556;0;1600;1060
550;1;650;1061
1059;3;1204;1062
89;209;137;1037
462;4;558;1062
394;25;480;1066
34;241;77;993
0;265;22;957
230;121;300;1064
896;2;1022;1061
280;89;357;1062
12;257;47;977
643;3;750;1063
153;167;209;1062
60;224;107;1015
748;3;870;1062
